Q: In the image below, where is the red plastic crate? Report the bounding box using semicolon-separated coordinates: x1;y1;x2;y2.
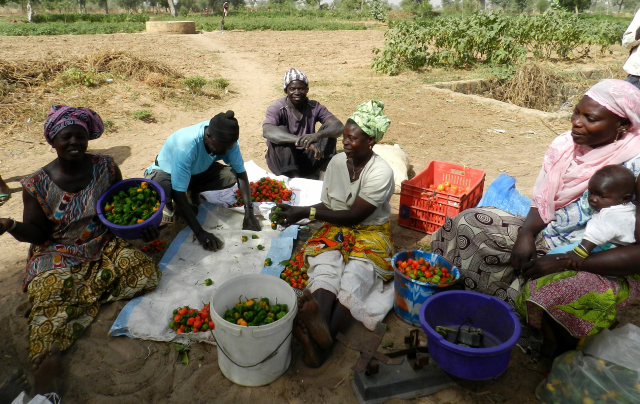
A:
398;161;486;234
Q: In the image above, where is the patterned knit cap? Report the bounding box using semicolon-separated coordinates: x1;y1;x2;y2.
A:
43;105;104;145
348;100;390;142
283;68;308;91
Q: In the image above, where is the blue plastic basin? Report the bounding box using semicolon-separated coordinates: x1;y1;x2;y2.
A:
419;290;521;380
392;250;459;326
96;178;165;240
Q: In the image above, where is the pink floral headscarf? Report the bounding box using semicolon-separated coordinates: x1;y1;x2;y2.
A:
43;105;104;145
532;79;640;223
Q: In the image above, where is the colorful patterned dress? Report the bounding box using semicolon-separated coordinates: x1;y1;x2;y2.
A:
20;154;161;360
302;153;396;330
430;154;640;342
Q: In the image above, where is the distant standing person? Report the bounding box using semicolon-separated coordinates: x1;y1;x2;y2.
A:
222;1;229;17
622;9;640;89
205;7;209;15
263;68;344;179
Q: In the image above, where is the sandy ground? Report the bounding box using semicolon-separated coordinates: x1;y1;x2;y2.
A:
1;29;640;404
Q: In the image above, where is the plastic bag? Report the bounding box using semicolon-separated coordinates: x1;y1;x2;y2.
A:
477;174;531;216
538;324;640;404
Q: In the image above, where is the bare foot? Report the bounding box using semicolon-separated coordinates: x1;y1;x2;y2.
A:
0;368;30;403
292;320;324;368
32;343;62;396
298;289;332;350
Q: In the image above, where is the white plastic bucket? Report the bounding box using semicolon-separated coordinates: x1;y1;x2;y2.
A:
210;274;298;386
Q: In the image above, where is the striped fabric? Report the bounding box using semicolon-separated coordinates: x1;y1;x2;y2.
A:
283;68;308;91
20;154;117;287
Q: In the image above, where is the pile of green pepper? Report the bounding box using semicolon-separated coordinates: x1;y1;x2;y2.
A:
103;182;161;226
223;297;288;327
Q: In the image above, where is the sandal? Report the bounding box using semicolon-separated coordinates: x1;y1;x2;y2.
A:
162;206;176;224
0;193;10;207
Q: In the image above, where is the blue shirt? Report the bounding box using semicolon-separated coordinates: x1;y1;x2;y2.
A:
147;120;246;192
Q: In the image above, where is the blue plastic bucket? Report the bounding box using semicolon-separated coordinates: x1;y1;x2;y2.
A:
392;251;460;326
419;290;521;380
97;178;165;240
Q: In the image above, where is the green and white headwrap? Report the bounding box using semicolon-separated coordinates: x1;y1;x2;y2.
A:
348;100;390;142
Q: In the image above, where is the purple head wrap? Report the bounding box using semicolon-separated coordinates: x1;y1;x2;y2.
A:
43;105;104;145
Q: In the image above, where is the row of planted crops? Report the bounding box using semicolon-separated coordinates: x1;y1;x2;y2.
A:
372;11;628;75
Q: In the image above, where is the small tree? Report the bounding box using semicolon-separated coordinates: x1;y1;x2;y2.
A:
555;0;591;13
536;0;549;12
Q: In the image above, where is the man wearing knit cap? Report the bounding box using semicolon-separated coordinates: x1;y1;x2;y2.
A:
144;111;261;251
263;68;344;179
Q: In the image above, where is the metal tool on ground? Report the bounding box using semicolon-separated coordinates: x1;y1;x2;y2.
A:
336;322;402;376
346;329;455;404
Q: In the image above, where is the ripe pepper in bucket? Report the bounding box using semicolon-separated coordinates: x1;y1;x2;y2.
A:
223;296;289;326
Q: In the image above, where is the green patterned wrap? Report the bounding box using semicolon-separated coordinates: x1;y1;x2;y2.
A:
348;100;391;142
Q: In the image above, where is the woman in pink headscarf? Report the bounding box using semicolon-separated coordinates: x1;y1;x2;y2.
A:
431;79;640;356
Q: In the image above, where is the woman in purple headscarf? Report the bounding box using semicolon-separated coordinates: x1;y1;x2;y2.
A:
0;105;161;399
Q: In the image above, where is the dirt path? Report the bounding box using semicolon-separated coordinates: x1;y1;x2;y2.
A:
189;31;280;165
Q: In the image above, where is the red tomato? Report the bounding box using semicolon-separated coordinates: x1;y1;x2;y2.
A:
187;317;195;326
174;315;181;322
209;321;215;329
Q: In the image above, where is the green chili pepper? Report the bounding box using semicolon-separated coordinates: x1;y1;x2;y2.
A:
270;305;281;314
276;312;286;320
243;311;255;322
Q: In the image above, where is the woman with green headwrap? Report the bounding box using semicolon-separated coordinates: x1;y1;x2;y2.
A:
272;100;395;367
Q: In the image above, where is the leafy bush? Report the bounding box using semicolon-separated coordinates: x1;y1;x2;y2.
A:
129;109;155;122
372;12;625;75
179;7;190;17
369;0;387;23
210;78;230;89
182;76;208;94
59;68;108;87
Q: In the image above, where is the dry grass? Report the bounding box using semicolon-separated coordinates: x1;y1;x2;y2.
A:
0;49;183;142
487;63;560;112
0;49;180;87
81;50;180;81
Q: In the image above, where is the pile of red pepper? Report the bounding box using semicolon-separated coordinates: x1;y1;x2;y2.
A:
232;177;293;206
396;253;454;285
141;239;166;253
280;249;308;290
169;304;215;334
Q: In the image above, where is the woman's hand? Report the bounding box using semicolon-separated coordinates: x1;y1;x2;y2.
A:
510;231;537;276
140;226;160;242
272;204;309;227
522;254;566;281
